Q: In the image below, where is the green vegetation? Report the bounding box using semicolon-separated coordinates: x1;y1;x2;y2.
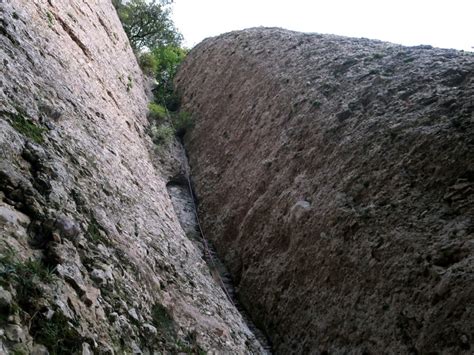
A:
0;250;81;353
87;217;111;246
151;123;175;146
11;345;28;355
148;102;167;120
0;249;56;323
46;11;55;27
144;45;187;111
114;0;192;145
143;46;191;145
147;108;194;146
0;251;55;295
32;312;82;355
113;0;182;53
139;52;158;75
9;112;46;144
151;303;176;337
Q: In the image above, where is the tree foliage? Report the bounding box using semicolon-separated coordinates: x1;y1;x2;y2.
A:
113;0;192;135
148;45;187;110
113;0;182;52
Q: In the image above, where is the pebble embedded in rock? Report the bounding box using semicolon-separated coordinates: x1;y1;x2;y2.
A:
127;308;139;321
81;342;93;355
5;324;25;343
108;312;119;321
54;215;81;240
0;287;13;309
31;344;50;355
142;323;158;337
90;269;107;286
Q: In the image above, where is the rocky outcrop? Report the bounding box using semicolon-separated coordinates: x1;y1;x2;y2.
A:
0;1;263;353
176;28;474;354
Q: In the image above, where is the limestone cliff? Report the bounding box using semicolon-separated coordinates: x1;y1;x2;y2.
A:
0;1;263;353
176;28;474;354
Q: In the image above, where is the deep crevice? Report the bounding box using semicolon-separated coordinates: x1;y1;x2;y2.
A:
165;152;273;354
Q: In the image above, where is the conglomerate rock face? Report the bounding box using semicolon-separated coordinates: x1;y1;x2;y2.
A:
0;1;263;353
176;28;474;354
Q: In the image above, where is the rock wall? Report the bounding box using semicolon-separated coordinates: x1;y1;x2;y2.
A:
176;28;474;354
0;1;263;353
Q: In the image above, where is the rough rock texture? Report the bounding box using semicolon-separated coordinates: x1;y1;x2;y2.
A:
0;1;263;353
176;28;474;354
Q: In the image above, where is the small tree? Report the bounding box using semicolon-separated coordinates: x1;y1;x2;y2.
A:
149;45;187;110
114;0;188;121
114;0;182;52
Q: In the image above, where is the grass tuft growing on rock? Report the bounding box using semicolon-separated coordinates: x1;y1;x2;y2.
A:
32;312;83;355
0;251;55;293
147;109;194;148
150;124;174;146
87;217;112;246
9;112;46;144
0;249;56;327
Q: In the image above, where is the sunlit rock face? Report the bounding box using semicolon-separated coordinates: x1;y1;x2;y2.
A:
0;1;263;353
176;28;474;354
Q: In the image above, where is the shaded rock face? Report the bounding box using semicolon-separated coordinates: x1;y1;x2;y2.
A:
0;1;263;354
176;28;474;354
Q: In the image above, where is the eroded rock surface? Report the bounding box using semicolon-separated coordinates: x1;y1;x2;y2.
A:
176;28;474;354
0;1;263;353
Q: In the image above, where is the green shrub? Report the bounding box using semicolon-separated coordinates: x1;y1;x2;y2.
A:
151;124;174;146
113;0;182;52
148;102;167;120
113;1;187;111
150;45;187;110
0;251;80;354
139;52;158;76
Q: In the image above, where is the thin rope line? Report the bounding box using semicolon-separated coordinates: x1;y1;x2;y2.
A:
185;173;235;306
158;98;235;305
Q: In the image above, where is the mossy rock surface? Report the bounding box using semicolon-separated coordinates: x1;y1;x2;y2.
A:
8;112;46;144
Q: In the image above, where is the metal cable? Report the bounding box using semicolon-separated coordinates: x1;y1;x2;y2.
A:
185;172;235;306
158;98;235;305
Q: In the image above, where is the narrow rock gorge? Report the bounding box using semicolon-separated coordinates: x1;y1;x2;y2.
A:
0;1;264;353
2;0;473;353
176;28;474;354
